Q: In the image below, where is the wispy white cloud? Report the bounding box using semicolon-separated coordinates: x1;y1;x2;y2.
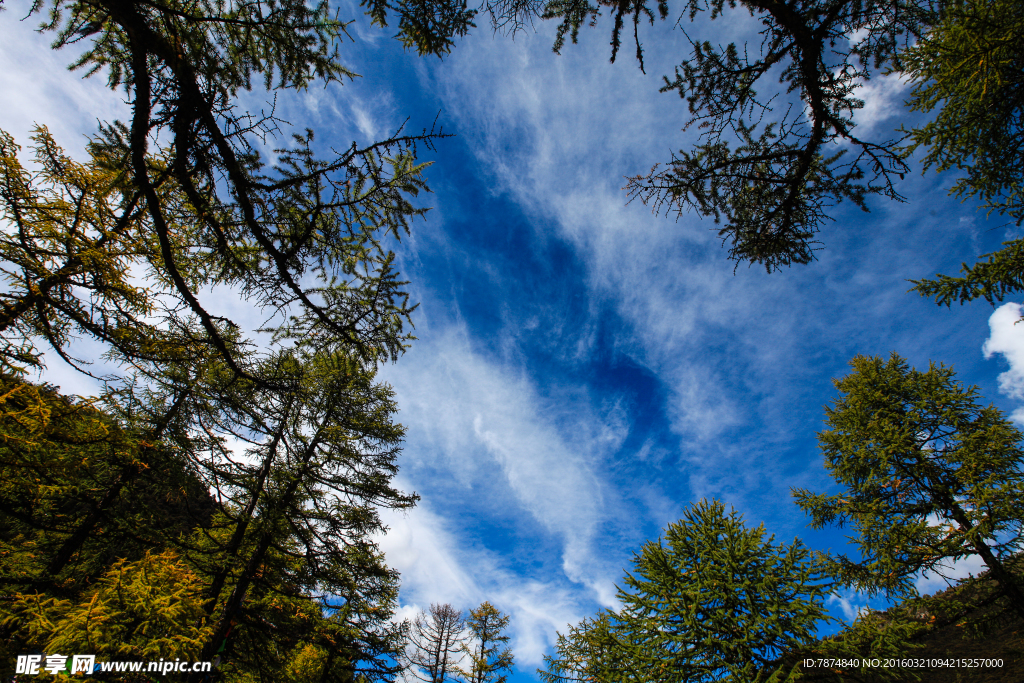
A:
0;5;128;147
425;28;853;540
850;71;912;135
382;325;628;602
379;501;483;608
828;589;871;624
432;31;755;444
496;580;589;666
378;496;608;668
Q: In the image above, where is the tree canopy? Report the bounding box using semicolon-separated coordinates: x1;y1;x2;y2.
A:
0;129;417;679
793;354;1024;620
0;0;484;678
902;0;1024;225
540;499;833;683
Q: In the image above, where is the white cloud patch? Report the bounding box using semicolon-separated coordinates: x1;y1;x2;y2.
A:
495;581;589;666
382;326;627;602
982;302;1024;420
850;71;912;135
352;102;379;141
379;502;483;608
432;30;760;447
374;321;646;666
425;27;874;534
915;554;988;596
828;590;871;623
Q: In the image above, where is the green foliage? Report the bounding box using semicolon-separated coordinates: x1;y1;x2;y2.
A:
362;0;478;57
41;0;353;94
457;602;514;683
0;375;213;589
540;499;833;683
903;0;1024;223
912;239;1024;307
543;0;667;70
797;562;1024;681
539;611;638;683
0;121;419;678
906;0;1024;307
188;352;414;681
184;505;408;683
8;549;214;660
0;376;217;673
0;127;157;376
3;0;454;385
793;354;1024;619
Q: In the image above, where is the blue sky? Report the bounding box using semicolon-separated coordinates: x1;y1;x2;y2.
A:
3;2;1024;679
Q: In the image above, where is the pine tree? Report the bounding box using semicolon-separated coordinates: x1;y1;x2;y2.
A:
906;0;1024;307
902;0;1024;225
456;602;514;683
793;353;1024;620
10;549;215;662
538;611;636;683
0;375;214;667
540;499;833;683
0;120;416;683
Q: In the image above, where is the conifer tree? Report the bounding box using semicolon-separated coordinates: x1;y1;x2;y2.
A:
0;0;483;678
793;353;1024;620
907;0;1024;307
540;499;833;683
538;611;636;683
11;549;214;662
456;602;514;683
0;112;415;683
0;374;214;667
901;0;1024;225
